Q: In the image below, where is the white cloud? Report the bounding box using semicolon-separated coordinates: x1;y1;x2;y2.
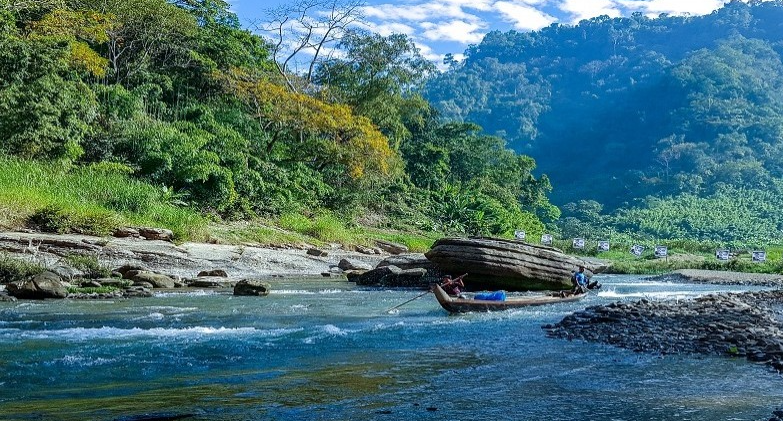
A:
362;2;484;22
420;19;487;43
559;0;622;23
494;1;557;30
365;21;418;36
616;0;725;16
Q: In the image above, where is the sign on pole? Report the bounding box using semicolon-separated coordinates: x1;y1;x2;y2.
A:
541;234;553;246
630;245;645;257
654;245;668;258
752;251;767;262
597;241;610;252
716;249;730;261
572;238;585;249
514;230;526;241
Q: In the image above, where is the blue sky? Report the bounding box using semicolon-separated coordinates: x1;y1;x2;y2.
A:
229;0;747;64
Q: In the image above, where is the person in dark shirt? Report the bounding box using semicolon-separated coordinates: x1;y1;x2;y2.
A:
440;273;466;297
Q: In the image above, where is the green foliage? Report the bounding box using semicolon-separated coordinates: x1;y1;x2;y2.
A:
64;254;112;278
0;157;208;240
426;1;783;216
66;286;120;294
27;204;118;235
0;35;96;161
0;254;45;284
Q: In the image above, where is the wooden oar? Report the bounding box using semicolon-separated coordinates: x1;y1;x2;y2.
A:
386;290;431;313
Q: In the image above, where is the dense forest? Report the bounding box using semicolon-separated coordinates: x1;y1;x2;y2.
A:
0;0;555;242
426;0;783;246
3;0;783;249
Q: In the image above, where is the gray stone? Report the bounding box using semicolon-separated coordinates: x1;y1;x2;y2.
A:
375;240;409;255
338;258;373;271
137;227;174;242
307;248;328;257
188;277;237;288
233;279;271;296
6;271;68;299
425;237;610;291
113;227;139;238
130;272;175;288
197;269;228;278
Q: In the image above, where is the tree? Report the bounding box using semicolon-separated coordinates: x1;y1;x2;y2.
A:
258;0;363;91
217;70;399;181
314;30;435;148
68;0;198;83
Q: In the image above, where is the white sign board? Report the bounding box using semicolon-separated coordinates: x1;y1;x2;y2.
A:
630;245;645;256
716;249;730;261
597;241;610;252
572;238;585;249
514;230;526;241
654;245;668;258
752;251;767;262
541;234;553;246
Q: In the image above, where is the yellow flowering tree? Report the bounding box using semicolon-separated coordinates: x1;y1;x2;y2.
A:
219;70;400;181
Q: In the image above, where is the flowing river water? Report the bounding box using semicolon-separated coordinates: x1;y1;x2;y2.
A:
1;275;782;421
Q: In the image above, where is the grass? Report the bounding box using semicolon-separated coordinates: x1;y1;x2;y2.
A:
66;286;121;294
212;213;440;253
0;158;208;241
0;254;46;283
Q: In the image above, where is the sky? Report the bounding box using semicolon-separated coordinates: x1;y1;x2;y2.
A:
229;0;744;65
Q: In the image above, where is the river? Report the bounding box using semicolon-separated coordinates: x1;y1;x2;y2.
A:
1;275;782;420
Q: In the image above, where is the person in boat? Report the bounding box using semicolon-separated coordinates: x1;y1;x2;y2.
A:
572;266;588;294
439;274;466;298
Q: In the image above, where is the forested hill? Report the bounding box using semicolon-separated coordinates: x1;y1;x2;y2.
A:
425;0;783;212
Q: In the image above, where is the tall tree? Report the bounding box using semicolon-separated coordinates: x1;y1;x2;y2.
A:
314;30;435;148
258;0;363;92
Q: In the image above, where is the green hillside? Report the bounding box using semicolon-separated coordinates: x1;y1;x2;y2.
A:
425;0;783;245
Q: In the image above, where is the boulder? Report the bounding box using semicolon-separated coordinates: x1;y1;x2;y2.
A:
354;245;377;255
6;271;68;299
0;293;17;302
188;277;237;288
307;248;328;257
424;237;610;291
375;240;409;255
123;286;153;298
338;258;373;271
353;265;430;288
115;264;148;277
49;265;85;281
113;227;139;238
233;279;271;296
197;269;228;278
137;227;174;242
129;271;176;289
377;253;434;271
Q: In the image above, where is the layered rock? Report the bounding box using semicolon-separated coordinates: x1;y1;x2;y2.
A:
424;237;609;291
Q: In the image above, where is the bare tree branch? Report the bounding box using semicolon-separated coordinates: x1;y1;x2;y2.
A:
256;0;365;92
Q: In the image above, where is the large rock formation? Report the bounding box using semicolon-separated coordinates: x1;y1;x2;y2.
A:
424;237;609;291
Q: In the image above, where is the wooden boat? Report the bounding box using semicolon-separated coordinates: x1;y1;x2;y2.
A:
432;284;585;314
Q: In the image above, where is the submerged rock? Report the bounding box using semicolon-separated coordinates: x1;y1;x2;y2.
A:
233;279;271;296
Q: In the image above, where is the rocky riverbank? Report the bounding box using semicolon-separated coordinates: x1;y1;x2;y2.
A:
545;269;783;421
0;230;395;300
646;269;783;287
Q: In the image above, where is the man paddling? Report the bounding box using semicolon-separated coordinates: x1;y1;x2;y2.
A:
439;273;467;298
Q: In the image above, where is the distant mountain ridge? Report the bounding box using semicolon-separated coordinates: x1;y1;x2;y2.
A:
425;0;783;211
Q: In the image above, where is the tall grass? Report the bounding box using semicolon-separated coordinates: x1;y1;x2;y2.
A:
0;158;208;240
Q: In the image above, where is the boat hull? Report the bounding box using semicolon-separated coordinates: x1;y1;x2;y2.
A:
432;284;584;314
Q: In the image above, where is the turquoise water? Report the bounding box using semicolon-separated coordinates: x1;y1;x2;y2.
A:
1;275;782;421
